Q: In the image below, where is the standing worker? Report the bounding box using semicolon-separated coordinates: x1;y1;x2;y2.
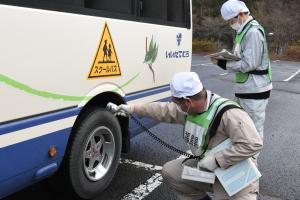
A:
111;72;263;200
211;0;272;140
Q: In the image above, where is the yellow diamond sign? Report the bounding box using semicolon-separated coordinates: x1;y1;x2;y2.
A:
88;23;121;78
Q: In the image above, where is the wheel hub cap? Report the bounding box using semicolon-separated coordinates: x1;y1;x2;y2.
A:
83;126;115;181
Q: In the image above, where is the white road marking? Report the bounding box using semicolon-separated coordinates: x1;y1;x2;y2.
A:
219;72;228;76
121;173;163;200
120;151;191;199
192;63;213;67
272;60;280;63
283;69;300;82
120;158;162;171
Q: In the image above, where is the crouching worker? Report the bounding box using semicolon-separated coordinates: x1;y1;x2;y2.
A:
111;72;263;200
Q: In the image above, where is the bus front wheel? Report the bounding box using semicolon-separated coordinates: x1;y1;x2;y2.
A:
65;108;122;199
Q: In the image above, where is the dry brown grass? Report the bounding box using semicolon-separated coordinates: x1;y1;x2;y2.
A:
286;45;300;61
192;39;217;53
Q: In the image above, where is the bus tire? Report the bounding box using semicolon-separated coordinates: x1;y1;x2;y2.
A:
66;108;122;199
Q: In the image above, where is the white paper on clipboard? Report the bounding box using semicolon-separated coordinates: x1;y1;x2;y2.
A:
207;49;240;61
206;139;261;196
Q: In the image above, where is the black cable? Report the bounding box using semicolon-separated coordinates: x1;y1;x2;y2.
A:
107;101;239;162
130;114;200;160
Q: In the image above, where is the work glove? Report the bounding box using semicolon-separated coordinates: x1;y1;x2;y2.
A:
197;154;218;172
217;59;227;70
210;57;227;70
106;102;133;117
116;104;133;116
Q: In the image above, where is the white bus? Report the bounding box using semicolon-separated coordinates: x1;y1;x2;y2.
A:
0;0;192;199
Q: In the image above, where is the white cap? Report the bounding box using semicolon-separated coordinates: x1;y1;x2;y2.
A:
221;0;249;21
170;72;203;98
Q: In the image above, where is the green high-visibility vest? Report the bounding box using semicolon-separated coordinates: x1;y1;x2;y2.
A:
235;20;272;83
184;97;241;158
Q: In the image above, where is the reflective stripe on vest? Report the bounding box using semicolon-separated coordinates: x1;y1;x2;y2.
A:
183;98;241;157
235;20;272;83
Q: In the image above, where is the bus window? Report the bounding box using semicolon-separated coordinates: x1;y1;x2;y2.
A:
167;0;184;24
0;0;190;28
138;0;190;28
138;0;167;21
0;0;84;7
85;0;134;15
45;0;83;6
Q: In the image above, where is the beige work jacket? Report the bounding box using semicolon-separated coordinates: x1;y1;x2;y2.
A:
131;90;263;196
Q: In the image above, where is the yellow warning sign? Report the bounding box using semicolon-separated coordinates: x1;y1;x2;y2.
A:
88;23;121;78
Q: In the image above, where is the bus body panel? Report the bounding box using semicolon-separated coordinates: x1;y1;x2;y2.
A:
0;1;192;198
0;4;192;123
0;128;70;198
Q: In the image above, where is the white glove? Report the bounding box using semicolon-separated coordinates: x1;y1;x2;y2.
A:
197;154;218;172
115;104;133;116
106;102;133;117
116;104;133;117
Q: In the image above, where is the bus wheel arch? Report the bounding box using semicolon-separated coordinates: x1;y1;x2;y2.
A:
74;92;130;153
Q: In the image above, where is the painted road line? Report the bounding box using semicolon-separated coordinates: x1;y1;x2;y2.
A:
272;60;280;63
120;159;163;199
192;63;213;67
121;173;163;200
192;63;205;67
120;151;191;200
120;158;162;171
201;63;214;66
219;72;228;76
283;69;300;82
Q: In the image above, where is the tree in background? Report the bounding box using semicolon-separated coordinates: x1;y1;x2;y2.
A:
257;0;300;55
193;0;233;51
193;0;300;57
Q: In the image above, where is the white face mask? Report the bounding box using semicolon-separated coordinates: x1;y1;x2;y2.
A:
230;22;241;31
230;15;242;31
